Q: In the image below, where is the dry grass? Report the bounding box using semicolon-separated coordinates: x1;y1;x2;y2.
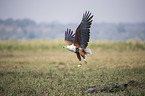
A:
0;40;145;95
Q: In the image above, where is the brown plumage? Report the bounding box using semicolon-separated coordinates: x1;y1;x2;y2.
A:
64;11;93;67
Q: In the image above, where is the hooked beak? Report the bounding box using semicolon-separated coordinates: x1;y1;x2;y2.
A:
63;46;67;48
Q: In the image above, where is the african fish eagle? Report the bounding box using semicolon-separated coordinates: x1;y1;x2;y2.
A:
63;11;93;67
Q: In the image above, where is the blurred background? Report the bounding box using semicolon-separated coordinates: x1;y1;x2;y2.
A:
0;0;145;41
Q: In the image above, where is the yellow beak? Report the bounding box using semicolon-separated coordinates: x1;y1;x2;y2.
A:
63;46;66;48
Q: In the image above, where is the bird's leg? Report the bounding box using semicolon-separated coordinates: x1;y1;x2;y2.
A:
76;48;82;67
79;49;87;64
84;59;87;64
81;55;87;64
76;48;81;64
82;56;87;64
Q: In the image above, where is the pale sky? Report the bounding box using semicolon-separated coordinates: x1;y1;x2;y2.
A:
0;0;145;24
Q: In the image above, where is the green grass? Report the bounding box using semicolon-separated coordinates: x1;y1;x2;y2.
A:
0;40;145;95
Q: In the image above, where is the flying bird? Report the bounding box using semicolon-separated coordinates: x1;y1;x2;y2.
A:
63;11;93;67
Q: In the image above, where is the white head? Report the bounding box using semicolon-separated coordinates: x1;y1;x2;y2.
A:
63;44;76;53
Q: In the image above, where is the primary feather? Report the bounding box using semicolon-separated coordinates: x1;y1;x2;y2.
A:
64;11;93;49
65;28;75;45
74;11;93;49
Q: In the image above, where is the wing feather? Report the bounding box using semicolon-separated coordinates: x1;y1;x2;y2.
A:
65;28;75;45
74;11;93;48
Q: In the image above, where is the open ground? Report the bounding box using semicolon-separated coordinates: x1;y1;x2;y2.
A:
0;40;145;95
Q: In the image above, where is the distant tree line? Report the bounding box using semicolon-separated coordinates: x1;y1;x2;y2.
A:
0;18;145;41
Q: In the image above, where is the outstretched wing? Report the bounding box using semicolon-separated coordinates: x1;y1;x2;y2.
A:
74;11;93;49
65;28;75;45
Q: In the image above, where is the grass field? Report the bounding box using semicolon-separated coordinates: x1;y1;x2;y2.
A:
0;40;145;96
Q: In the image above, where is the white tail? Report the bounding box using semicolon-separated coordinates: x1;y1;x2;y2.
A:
84;49;92;55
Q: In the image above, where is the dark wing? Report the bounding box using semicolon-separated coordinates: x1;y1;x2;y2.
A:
65;28;75;45
74;11;93;49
